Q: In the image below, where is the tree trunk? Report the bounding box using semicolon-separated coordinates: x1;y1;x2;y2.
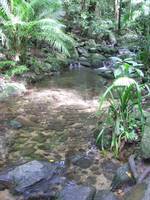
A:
115;0;122;33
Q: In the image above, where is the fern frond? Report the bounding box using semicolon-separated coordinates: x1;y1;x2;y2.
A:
32;19;74;55
30;0;62;19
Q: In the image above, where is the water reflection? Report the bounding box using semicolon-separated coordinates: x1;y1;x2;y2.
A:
36;67;106;100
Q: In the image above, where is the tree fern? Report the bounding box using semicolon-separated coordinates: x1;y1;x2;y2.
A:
0;0;74;60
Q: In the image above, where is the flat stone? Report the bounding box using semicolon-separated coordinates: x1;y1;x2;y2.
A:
0;160;64;193
59;184;96;200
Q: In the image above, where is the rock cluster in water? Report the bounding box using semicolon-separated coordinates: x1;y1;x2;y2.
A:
0;160;118;200
0;156;150;200
70;39;137;79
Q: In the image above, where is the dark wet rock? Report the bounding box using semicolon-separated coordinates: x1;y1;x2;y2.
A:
141;126;150;159
24;176;67;200
88;47;98;53
0;160;65;194
98;46;118;55
77;47;88;56
59;184;96;200
94;68;113;79
94;190;119;200
93;56;123;79
90;53;106;68
71;155;93;169
79;57;91;67
9;120;23;129
85;39;97;49
111;163;135;191
118;48;136;59
123;183;150;200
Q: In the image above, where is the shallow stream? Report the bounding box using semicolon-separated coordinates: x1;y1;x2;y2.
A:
0;67;120;190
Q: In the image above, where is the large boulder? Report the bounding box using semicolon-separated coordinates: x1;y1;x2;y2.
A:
141;126;150;159
89;53;106;68
59;184;96;200
94;67;114;79
97;45;118;55
0;160;65;194
111;163;135;191
77;47;89;57
79;56;91;67
0;79;26;101
118;48;136;59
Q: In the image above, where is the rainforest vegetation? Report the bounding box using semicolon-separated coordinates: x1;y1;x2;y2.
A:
0;0;150;200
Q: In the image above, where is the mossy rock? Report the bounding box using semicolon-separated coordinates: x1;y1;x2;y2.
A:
141;126;150;159
89;53;106;68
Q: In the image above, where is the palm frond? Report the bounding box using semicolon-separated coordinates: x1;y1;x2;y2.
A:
30;18;74;55
30;0;62;19
0;0;11;20
0;0;74;56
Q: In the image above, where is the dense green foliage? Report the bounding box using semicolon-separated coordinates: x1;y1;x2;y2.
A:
113;57;144;78
97;77;144;156
0;0;74;75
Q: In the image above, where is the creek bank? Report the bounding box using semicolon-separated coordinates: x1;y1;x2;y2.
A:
17;39;138;82
72;40;137;79
0;77;26;102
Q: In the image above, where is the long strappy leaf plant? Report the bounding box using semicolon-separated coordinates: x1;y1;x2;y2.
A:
0;0;74;62
96;77;144;157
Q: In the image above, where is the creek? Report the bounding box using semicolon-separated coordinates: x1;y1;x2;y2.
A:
0;66;120;194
